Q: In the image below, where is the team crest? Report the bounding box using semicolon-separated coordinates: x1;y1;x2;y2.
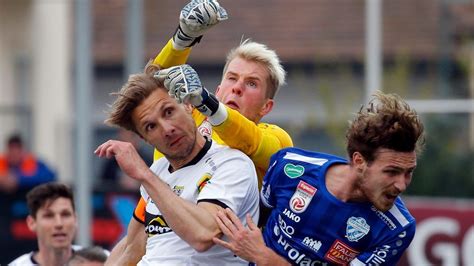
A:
198;120;212;138
196;173;212;193
172;185;184;196
346;217;370;242
289;181;316;213
284;163;305;178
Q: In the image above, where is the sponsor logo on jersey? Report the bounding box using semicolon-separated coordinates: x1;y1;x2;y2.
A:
275;230;328;265
277;214;295;237
289;181;316;213
145;215;172;236
346;216;370;242
283;208;301;222
324;239;359;264
284;163;305;178
172;185;184;196
302;237;322;252
398;230;406;238
371;206;396;230
198;120;212;138
365;245;391;264
196;173;212;193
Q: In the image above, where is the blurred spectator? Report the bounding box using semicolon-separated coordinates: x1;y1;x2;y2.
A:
67;246;109;266
9;182;81;266
0;134;56;193
99;129;151;191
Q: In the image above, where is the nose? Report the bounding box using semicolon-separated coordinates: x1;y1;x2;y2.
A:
54;215;63;228
393;174;408;193
162;121;176;138
231;80;244;96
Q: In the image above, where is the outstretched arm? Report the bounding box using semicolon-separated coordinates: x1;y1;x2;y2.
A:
95;140;223;252
213;208;291;266
152;0;227;68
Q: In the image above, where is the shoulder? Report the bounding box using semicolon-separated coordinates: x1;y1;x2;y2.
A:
149;157;168;173
208;142;253;164
258;122;293;145
271;147;346;165
9;252;35;265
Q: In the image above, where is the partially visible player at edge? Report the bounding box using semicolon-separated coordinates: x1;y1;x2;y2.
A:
212;91;425;265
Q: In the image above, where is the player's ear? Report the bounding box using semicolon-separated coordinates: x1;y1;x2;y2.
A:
352;152;367;172
26;215;37;232
259;98;274;117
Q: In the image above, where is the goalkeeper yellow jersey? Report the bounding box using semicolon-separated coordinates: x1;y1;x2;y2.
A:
151;39;293;187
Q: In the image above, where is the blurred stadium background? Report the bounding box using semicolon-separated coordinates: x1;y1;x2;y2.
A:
0;0;473;265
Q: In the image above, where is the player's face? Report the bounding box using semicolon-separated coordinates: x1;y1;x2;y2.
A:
27;197;77;250
132;89;198;161
358;149;417;212
216;57;273;123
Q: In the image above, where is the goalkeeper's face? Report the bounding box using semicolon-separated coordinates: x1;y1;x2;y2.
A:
217;57;274;123
132;89;200;162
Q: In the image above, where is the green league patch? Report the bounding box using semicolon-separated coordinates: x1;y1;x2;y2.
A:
284;163;305;178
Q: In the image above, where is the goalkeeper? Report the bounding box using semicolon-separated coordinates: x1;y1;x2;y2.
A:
150;0;293;187
106;1;293;264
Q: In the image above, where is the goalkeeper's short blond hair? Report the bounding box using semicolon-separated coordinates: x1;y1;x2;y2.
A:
223;39;286;99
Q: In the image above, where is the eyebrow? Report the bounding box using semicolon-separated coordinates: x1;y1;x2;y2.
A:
226;71;262;81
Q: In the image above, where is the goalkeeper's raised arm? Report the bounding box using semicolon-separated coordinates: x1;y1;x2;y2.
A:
153;0;228;68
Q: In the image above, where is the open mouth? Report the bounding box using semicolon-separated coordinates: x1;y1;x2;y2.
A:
385;194;397;202
225;101;239;110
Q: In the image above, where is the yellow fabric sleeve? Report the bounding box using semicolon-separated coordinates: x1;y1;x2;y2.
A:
152;39;192;69
213;106;293;186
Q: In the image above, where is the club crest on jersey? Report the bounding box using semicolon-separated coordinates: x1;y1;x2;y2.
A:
198;120;212;138
196;173;212;193
172;185;184;196
289;181;316;213
345;217;370;242
284;163;305;178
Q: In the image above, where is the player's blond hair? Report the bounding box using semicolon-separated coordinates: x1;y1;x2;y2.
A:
223;39;286;99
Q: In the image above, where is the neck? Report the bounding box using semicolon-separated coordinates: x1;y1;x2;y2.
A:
169;134;207;171
325;164;362;202
35;246;72;266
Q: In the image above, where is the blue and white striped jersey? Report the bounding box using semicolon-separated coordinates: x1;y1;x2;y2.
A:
260;147;415;265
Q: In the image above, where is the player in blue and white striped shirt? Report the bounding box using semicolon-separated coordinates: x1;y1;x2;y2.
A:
213;91;425;265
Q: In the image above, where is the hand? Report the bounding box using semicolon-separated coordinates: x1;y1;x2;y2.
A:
154;64;219;116
173;0;228;49
94;140;150;182
212;208;266;262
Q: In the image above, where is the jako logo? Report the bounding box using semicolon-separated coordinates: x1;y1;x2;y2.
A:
283;208;301;222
